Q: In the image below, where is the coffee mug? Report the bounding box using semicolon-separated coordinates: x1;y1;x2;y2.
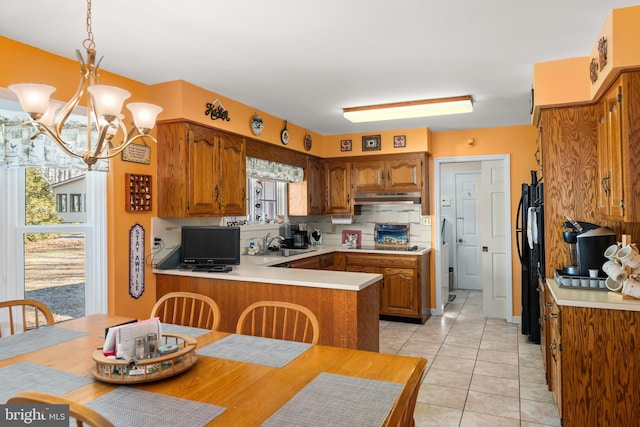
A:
604;243;622;260
617;245;640;269
603;259;628;282
605;276;623;292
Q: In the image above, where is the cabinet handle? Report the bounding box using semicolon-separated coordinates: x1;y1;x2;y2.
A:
387;171;391;181
550;313;558;319
602;172;611;196
347;194;350;204
215;185;220;201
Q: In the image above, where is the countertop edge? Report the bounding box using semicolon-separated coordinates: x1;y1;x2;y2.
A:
547;278;640;311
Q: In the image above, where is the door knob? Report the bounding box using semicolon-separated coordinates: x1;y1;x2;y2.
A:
458;238;463;243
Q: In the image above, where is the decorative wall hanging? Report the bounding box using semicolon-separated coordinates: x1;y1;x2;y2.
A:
251;114;264;135
589;58;598;84
340;139;352;152
280;121;290;145
205;99;231;121
362;135;381;151
125;173;152;212
121;143;151;164
129;223;145;299
598;37;608;71
304;134;313;151
393;135;406;148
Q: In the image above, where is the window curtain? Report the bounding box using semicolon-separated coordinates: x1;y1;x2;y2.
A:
0;108;109;171
246;157;303;182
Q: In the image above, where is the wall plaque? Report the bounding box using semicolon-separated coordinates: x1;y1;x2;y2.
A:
122;143;151;164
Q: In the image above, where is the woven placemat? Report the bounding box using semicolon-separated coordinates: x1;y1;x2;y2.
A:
262;372;403;427
0;326;87;361
86;387;226;427
160;323;211;338
198;334;312;368
0;362;94;403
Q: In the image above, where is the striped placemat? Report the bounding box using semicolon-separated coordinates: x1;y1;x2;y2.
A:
0;362;94;403
86;387;226;427
160;323;212;338
198;334;312;368
0;326;87;361
262;372;404;426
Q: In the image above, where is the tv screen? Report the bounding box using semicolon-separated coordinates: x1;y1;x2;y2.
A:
180;226;240;267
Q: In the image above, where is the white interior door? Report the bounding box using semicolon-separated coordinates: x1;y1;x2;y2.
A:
481;160;507;318
455;172;480;290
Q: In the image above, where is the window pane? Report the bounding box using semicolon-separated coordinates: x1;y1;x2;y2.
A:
24;232;86;322
25;167;86;225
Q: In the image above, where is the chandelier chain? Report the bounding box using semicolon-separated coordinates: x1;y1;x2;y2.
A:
83;0;95;51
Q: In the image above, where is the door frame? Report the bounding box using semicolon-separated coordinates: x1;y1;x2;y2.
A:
433;154;513;322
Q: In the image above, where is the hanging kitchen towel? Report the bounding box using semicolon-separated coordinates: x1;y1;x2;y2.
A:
526;207;535;249
532;208;539;245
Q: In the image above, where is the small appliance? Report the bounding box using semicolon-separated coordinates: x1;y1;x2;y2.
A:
561;218;616;276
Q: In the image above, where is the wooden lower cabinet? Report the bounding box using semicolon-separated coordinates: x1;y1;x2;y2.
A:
288;253;335;270
342;253;430;323
543;282;640;425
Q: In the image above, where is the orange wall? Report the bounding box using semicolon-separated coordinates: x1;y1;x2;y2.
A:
430;125;539;315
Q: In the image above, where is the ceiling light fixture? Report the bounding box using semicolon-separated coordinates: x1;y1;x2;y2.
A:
343;95;473;123
8;0;162;169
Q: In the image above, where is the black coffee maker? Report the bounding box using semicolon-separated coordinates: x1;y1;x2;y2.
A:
562;218;616;276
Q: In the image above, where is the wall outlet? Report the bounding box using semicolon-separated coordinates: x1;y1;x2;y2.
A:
421;216;431;226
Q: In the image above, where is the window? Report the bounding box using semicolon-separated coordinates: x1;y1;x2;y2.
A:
247;178;288;224
56;194;67;212
70;194;83;212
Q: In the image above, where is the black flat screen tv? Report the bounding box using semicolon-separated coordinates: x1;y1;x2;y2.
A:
180;226;240;267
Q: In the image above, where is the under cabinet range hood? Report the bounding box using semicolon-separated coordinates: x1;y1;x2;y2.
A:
353;191;422;205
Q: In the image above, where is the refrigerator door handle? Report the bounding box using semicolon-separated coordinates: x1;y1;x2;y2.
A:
516;194;525;264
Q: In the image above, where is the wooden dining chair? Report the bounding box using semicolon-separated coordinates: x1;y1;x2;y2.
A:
7;391;114;427
236;300;320;344
0;299;54;338
151;292;221;330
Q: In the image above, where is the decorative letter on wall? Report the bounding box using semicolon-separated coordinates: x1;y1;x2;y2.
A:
129;223;145;299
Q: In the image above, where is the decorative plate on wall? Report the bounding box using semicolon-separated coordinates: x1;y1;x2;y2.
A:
281;121;289;145
304;134;312;151
250;114;264;136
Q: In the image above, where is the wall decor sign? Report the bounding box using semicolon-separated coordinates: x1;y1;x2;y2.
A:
129;223;145;299
204;99;231;121
340;139;352;152
393;135;406;148
598;36;608;71
121;143;151;165
362;135;381;151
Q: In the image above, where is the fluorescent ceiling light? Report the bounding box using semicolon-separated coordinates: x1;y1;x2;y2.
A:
343;95;473;123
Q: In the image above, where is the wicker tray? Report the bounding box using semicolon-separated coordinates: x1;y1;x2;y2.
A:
91;333;197;384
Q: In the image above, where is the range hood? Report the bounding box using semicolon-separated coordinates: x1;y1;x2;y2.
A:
354;191;422;205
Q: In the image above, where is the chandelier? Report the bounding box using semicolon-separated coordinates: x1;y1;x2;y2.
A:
8;0;162;169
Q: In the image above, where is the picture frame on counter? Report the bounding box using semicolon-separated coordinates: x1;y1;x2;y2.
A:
340;139;352;152
393;135;406;148
362;134;381;151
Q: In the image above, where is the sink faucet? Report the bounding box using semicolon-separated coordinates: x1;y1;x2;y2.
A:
263;233;285;252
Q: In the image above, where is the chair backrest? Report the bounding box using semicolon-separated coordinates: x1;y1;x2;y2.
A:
151;292;221;330
236;300;320;344
0;299;54;338
7;391;114;427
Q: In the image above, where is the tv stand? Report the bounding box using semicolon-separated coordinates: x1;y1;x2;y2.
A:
192;266;232;273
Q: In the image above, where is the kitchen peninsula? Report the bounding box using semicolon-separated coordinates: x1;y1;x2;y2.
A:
154;245;431;352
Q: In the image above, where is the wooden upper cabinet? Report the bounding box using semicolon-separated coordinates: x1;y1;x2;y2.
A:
289;156;323;216
352;155;422;193
157;120;245;217
324;159;352;214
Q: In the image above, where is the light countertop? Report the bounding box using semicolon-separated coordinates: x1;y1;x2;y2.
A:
154;244;431;292
547;278;640;312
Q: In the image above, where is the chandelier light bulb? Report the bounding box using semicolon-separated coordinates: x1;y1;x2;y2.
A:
88;85;131;121
8;83;57;118
127;103;163;133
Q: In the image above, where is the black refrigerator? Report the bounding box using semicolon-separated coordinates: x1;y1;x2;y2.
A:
516;171;545;344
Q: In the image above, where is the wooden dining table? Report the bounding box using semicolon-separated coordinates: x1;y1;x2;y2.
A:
0;314;427;426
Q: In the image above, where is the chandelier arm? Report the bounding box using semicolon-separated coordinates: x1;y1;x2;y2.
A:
53;58;91;138
33;123;85;159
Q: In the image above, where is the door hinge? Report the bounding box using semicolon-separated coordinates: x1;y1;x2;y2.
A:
558;343;562;352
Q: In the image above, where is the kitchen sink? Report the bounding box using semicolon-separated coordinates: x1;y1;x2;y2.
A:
262;248;317;257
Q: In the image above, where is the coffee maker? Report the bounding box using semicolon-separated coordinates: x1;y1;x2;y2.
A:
562;219;616;276
280;223;298;248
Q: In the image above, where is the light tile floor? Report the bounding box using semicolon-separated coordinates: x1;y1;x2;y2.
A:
379;290;561;427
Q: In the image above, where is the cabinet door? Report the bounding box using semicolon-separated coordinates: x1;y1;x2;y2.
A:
604;82;625;219
386;157;422;191
308;157;324;214
289;256;321;270
380;267;418;317
596;102;610;216
549;298;562;417
324;161;352;214
352;160;385;193
217;133;246;215
187;125;218;215
157;122;189;217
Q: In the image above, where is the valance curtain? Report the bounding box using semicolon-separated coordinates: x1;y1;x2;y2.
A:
246;157;303;182
0;108;109;171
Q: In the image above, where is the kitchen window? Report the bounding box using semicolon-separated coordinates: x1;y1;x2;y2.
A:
247;178;288;224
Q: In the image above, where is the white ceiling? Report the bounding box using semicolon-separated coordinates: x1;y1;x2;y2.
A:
1;1;638;135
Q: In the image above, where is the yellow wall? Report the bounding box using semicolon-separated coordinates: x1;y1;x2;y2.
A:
429;125;539;315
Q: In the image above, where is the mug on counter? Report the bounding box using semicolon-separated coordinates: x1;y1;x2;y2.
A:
605;277;623;292
603;259;628;282
617;245;640;269
604;243;623;260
